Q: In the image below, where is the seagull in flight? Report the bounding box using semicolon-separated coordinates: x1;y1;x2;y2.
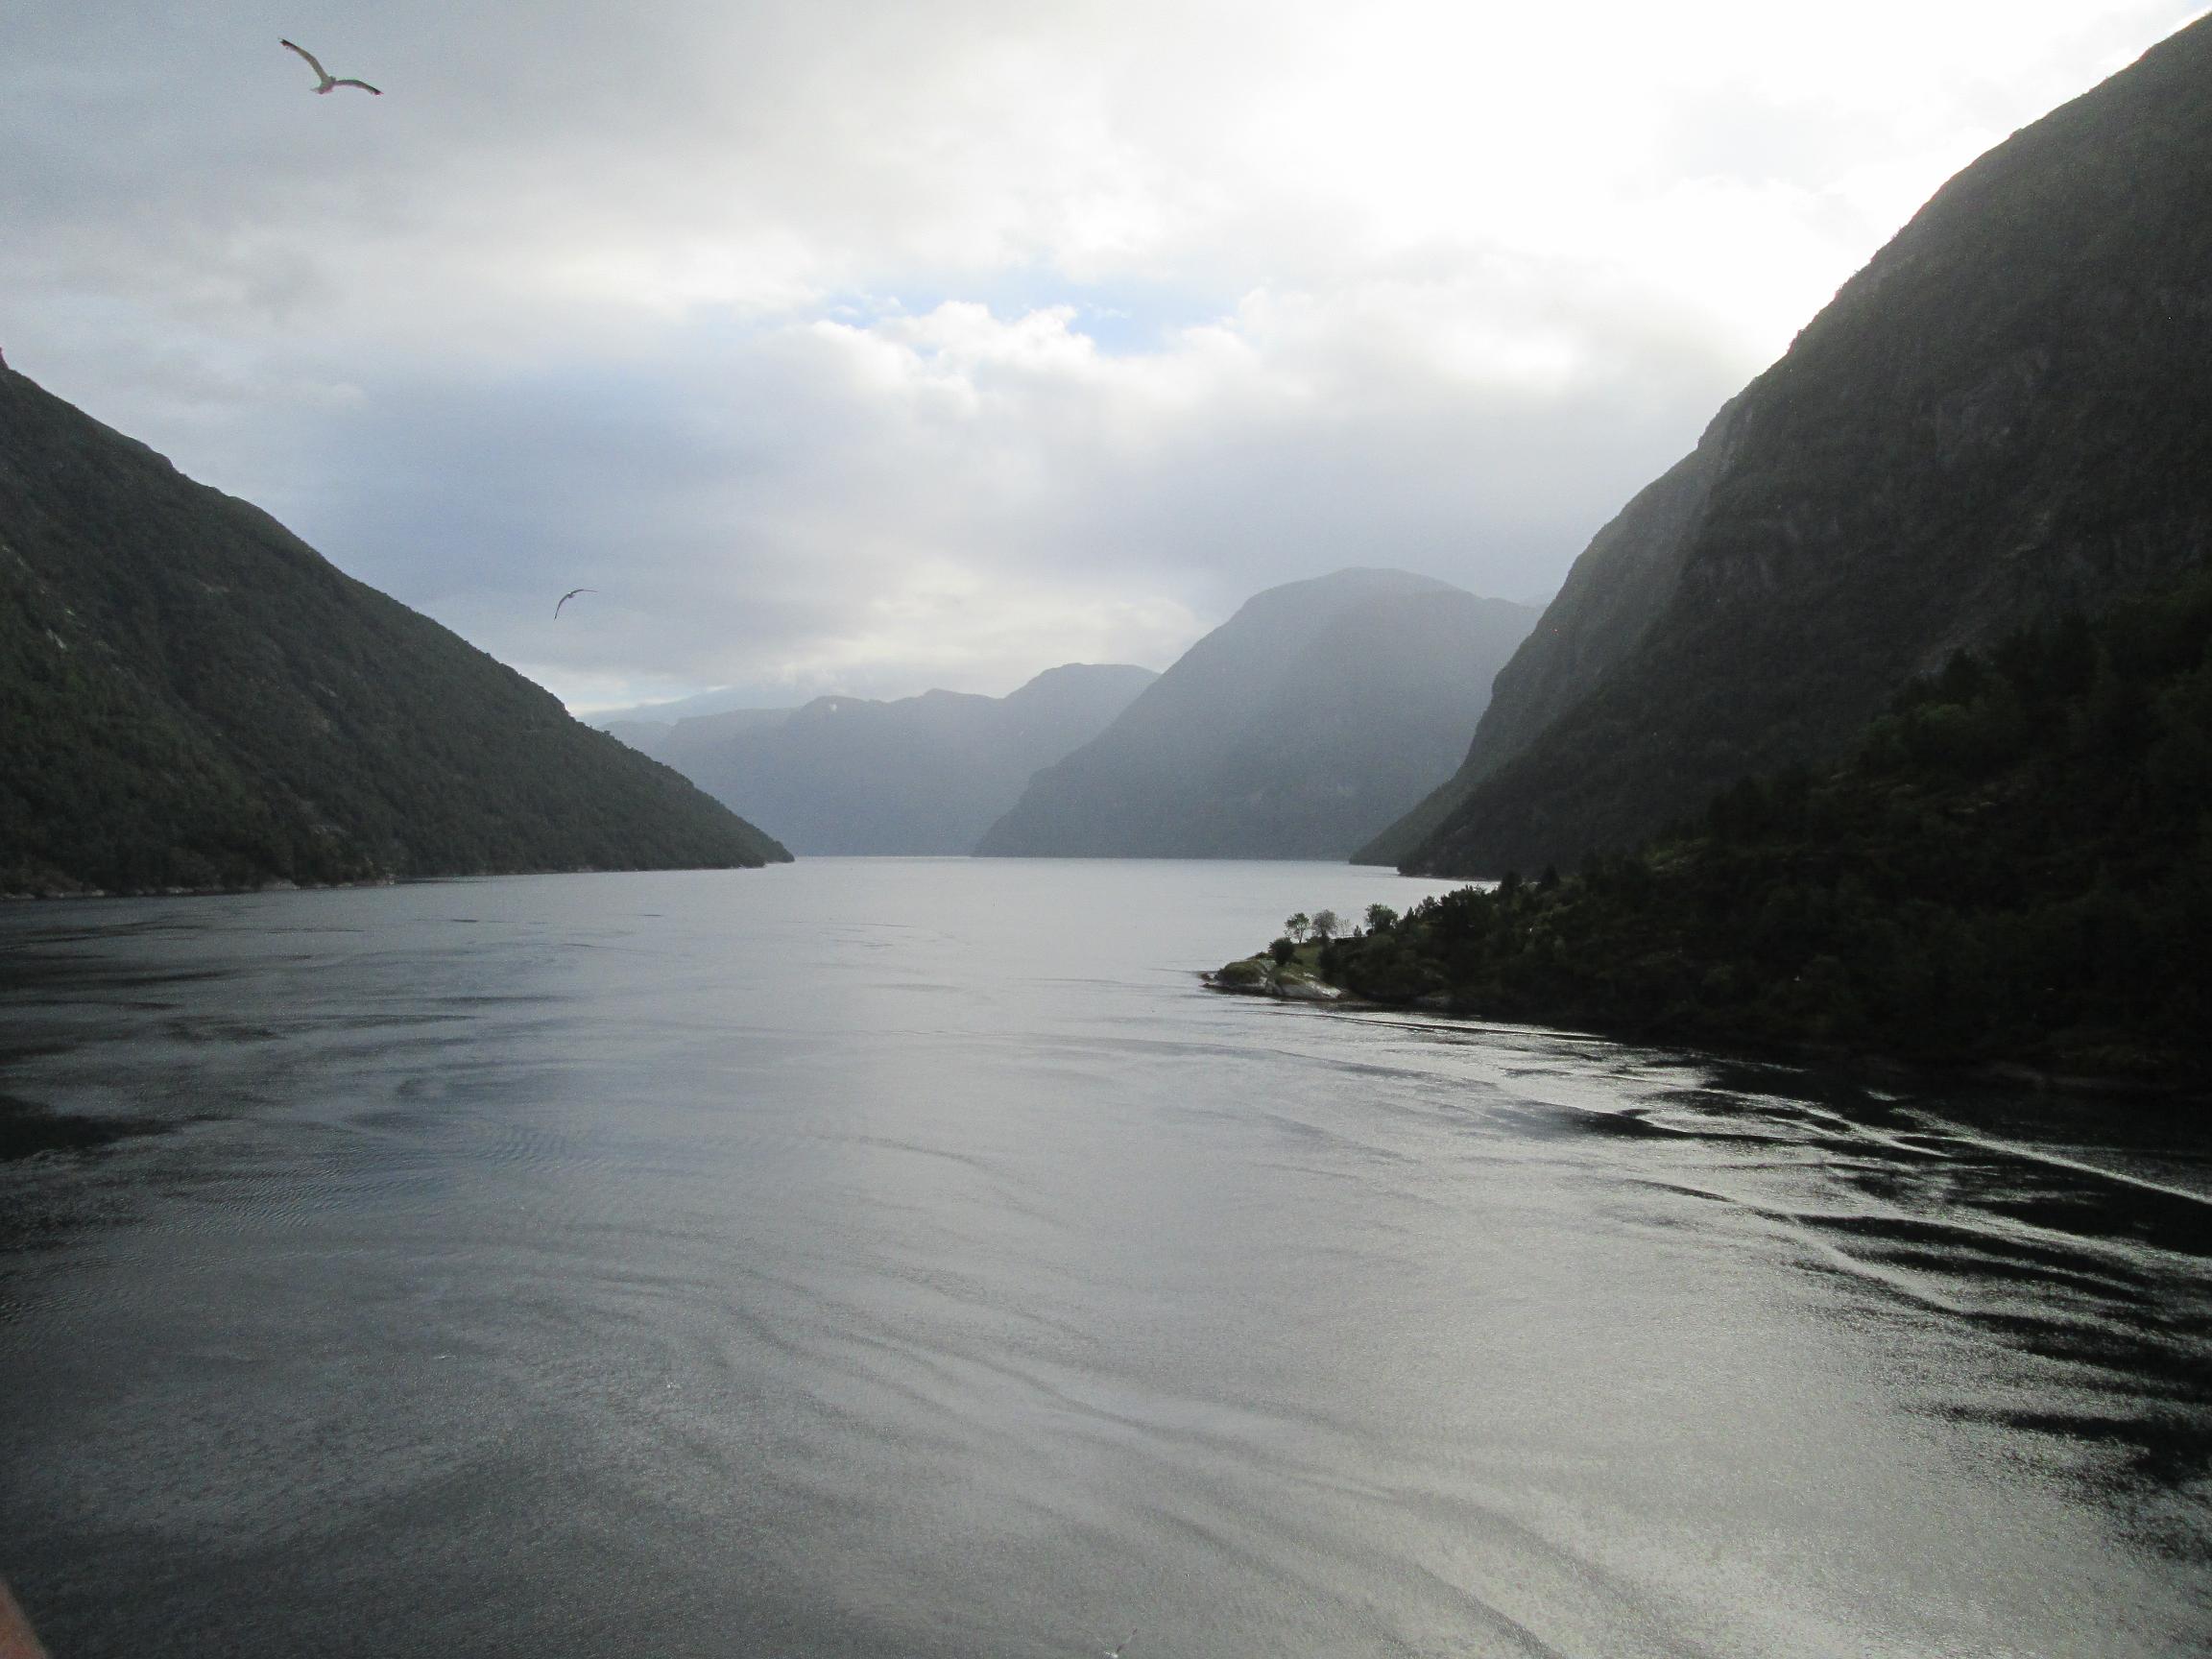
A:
1101;1632;1136;1659
554;588;597;618
280;39;381;96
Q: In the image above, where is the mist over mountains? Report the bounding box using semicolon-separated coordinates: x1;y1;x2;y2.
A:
608;665;1157;855
1382;14;2212;878
978;569;1536;860
0;363;788;896
610;568;1534;862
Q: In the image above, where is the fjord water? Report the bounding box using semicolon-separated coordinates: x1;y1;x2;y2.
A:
1;861;2206;1657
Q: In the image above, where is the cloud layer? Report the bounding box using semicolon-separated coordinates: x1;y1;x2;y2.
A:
6;0;2202;708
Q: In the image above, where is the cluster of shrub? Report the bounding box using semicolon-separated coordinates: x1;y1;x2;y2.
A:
1294;573;2212;1086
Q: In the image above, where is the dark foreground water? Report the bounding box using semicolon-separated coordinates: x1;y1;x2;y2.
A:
1;859;2207;1658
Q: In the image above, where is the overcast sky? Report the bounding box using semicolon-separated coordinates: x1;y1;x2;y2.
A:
5;1;2203;712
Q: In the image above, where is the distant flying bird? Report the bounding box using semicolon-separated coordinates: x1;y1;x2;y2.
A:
1101;1633;1135;1659
280;39;381;95
554;588;597;618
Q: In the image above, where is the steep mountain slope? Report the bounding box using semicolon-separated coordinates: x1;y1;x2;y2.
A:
1357;397;1748;863
1400;15;2212;877
637;663;1156;854
1293;571;2212;1084
976;569;1536;859
0;363;788;895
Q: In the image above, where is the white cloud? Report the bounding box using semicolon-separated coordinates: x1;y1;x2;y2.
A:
4;0;2204;707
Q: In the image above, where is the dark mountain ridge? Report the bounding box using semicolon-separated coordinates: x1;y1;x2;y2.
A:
977;569;1538;859
1391;16;2212;877
0;362;788;895
1280;571;2212;1086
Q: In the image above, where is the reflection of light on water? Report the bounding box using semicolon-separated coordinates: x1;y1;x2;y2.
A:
0;861;2206;1658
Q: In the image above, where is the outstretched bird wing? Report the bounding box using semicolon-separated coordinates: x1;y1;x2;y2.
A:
329;78;382;95
279;39;329;82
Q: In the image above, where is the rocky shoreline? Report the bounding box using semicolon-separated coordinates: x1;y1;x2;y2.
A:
1201;956;1346;1003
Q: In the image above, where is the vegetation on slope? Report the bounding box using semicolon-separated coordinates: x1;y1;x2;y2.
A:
1404;14;2212;878
1239;578;2212;1086
0;366;789;896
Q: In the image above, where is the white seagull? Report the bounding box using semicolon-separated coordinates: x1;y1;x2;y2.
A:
280;39;381;96
1101;1633;1136;1659
554;588;597;618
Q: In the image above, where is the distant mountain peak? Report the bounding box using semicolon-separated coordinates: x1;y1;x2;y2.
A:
613;662;1159;855
977;571;1537;860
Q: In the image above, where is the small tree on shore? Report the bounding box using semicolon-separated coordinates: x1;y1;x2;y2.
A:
1310;908;1342;942
1285;911;1311;943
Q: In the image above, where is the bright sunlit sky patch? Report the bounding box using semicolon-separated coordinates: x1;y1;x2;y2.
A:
4;0;2203;711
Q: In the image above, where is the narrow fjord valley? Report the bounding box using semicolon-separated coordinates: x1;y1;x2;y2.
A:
602;568;1537;863
6;9;2211;1659
602;663;1157;854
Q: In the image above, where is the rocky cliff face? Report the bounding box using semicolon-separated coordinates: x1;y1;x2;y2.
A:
0;365;788;895
1400;14;2212;877
976;569;1537;860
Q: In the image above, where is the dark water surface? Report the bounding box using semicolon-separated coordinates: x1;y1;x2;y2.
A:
1;859;2206;1657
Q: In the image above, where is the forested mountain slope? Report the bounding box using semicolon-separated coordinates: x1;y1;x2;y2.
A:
1297;574;2212;1086
1399;14;2212;877
0;363;788;895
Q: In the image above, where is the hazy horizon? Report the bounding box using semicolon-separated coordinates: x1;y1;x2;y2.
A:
578;568;1540;719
